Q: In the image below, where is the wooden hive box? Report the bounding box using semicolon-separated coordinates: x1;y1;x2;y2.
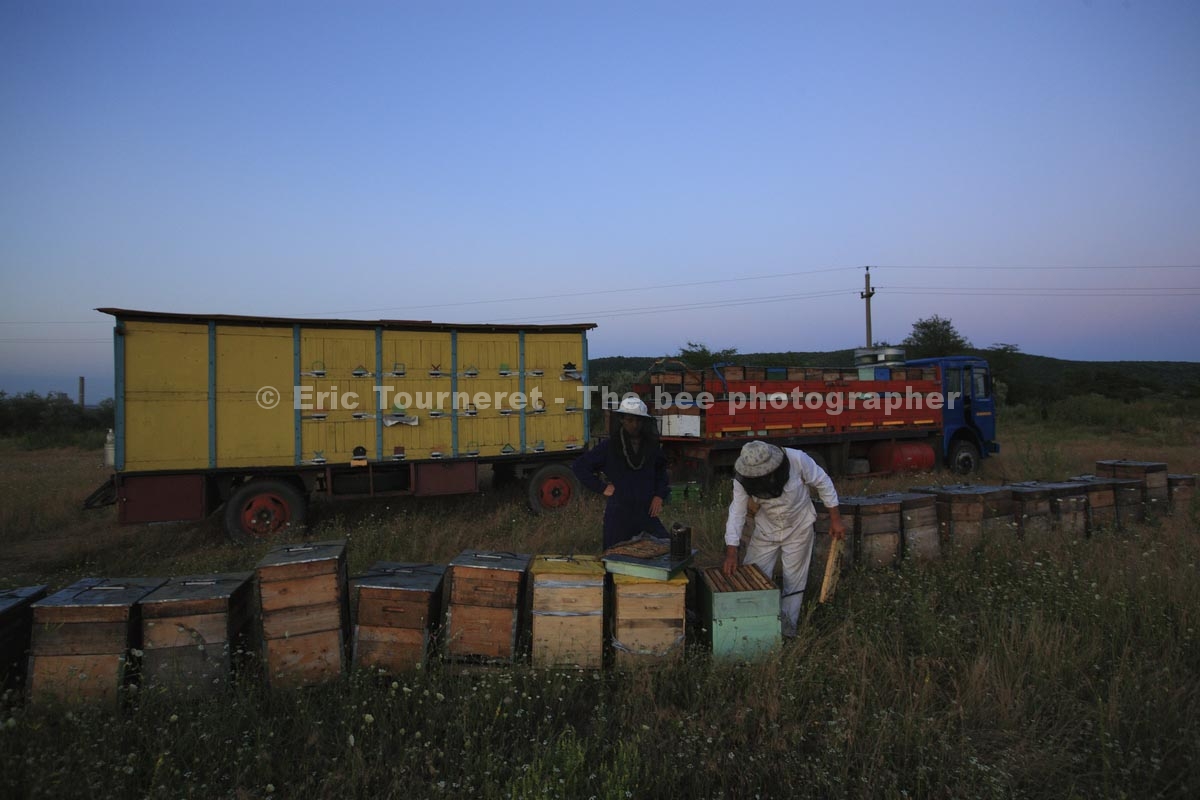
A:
444;550;531;662
256;540;349;689
840;495;902;568
1032;481;1090;537
894;492;939;561
610;572;687;667
1096;460;1169;515
528;555;605;669
699;565;780;661
352;562;445;673
910;485;1014;552
1111;479;1146;528
1006;483;1054;539
1167;474;1196;514
140;573;254;691
1067;475;1129;532
0;585;48;691
29;577;165;706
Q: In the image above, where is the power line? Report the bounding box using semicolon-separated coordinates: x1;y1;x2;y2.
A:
0;320;110;325
882;288;1200;296
477;289;856;324
872;264;1200;270
305;266;860;315
0;339;111;344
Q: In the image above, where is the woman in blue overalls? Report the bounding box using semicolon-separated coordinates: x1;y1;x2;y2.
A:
572;396;670;550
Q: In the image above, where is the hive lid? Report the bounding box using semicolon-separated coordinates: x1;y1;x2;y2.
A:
33;577;166;609
886;492;937;509
0;585;49;615
353;562;447;592
1095;459;1168;473
256;540;347;569
1068;474;1142;488
140;573;254;605
611;570;689;586
530;555;605;577
837;495;903;512
1005;481;1055;499
449;550;532;573
908;484;1011;499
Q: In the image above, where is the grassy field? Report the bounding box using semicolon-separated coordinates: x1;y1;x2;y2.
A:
1;403;1198;799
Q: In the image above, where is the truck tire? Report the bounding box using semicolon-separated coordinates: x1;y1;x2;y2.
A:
224;479;307;544
948;439;981;475
527;463;579;514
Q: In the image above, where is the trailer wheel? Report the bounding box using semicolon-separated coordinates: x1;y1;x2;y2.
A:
224;479;307;544
948;439;981;475
527;464;579;513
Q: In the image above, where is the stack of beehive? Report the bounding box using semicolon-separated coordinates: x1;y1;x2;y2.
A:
443;550;530;663
896;492;939;560
838;496;902;568
1036;481;1090;536
352;562;445;672
910;485;1014;552
699;565;780;660
256;540;349;688
140;573;254;691
1067;474;1150;532
0;586;47;691
609;572;688;667
528;555;605;669
1168;474;1196;512
1007;483;1054;538
1064;476;1117;531
28;577;165;705
1096;460;1168;518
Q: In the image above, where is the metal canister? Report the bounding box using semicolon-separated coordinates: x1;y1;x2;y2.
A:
670;522;691;560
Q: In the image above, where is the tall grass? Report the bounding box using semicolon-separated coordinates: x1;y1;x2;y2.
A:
4;513;1198;799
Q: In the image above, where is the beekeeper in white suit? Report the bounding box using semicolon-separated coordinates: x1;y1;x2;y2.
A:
722;441;846;637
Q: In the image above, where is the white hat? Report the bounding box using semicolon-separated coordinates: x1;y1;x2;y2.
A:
616;396;650;418
735;441;784;477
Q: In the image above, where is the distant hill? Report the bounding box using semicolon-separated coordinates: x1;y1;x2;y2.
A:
590;350;1200;404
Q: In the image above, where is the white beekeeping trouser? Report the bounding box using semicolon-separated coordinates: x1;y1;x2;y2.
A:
743;520;816;638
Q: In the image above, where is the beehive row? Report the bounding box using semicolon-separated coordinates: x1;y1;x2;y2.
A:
810;461;1195;587
11;544;747;704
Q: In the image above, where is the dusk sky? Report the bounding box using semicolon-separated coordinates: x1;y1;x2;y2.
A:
2;0;1198;398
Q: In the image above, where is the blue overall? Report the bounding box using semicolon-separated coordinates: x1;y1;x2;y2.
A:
572;437;670;550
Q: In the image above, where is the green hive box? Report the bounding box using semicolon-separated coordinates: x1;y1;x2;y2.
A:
698;565;781;660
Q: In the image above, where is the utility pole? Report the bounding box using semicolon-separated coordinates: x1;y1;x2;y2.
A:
860;266;875;347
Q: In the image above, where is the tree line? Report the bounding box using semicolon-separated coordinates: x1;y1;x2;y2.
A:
0;391;115;448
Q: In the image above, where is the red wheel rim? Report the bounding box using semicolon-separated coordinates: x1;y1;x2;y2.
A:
537;476;573;509
240;492;291;536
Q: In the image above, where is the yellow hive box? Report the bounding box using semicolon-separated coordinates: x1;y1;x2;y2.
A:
529;556;605;669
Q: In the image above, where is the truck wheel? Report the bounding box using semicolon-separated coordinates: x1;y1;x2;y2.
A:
527;464;579;513
224;479;307;544
948;440;980;475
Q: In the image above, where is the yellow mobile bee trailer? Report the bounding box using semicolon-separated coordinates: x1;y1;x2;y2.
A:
85;309;595;542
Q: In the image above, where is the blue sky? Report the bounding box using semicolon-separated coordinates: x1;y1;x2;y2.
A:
2;0;1198;397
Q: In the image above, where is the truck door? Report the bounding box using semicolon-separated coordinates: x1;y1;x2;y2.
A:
962;365;997;447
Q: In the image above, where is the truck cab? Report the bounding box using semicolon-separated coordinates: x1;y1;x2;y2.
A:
907;355;1000;473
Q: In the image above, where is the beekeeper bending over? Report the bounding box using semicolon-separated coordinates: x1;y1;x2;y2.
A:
723;441;846;637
